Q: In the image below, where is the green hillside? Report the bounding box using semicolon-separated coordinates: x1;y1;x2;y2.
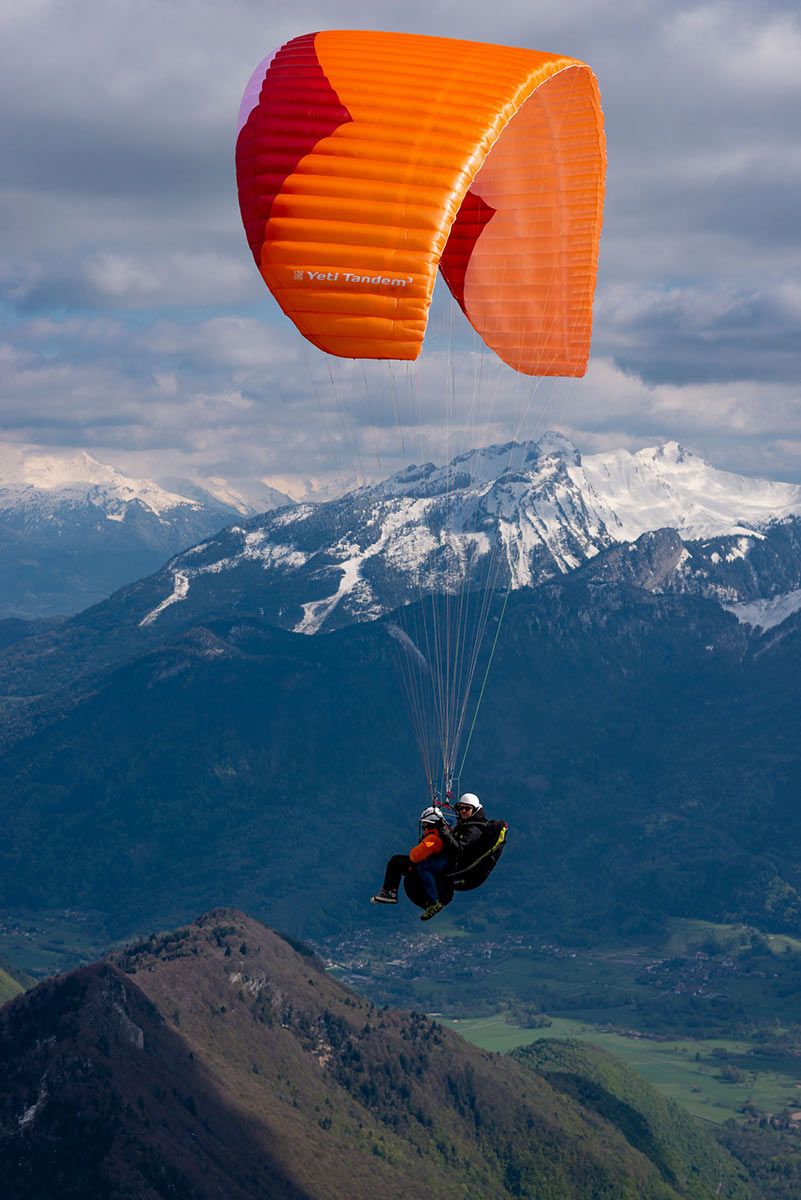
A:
514;1039;750;1198
0;957;31;1005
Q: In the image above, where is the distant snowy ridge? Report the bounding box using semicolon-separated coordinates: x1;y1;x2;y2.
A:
157;474;293;518
0;444;199;520
0;442;296;522
133;434;801;636
0;441;293;619
371;436;801;543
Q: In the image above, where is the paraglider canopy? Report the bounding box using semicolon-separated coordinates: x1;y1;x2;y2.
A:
236;29;606;377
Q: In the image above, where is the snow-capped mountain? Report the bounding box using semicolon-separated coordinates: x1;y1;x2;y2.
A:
581;442;801;541
157;475;293;518
0;445;216;521
129;434;801;637
0;443;294;619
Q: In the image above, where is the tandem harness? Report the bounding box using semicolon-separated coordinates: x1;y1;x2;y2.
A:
402;820;508;910
449;820;508;892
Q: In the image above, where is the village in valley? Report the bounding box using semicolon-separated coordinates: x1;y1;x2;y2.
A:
319;921;801;1132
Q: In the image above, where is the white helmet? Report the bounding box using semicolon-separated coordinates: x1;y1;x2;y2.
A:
419;805;445;826
458;792;482;814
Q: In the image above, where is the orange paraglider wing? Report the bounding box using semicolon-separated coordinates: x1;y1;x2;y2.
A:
236;30;605;376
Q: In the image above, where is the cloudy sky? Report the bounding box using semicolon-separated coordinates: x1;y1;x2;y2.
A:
1;0;799;498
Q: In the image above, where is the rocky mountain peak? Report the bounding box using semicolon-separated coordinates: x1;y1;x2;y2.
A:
527;430;581;465
650;440;692;465
581;527;688;592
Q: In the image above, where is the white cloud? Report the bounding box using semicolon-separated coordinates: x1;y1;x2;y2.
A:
669;4;801;93
2;306;800;497
84;251;253;305
0;0;800;491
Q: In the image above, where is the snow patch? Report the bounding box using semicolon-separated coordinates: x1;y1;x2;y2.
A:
723;589;801;631
18;1077;47;1129
724;536;754;562
242;530;308;569
387;623;430;671
139;570;190;627
195;556;238;576
296;550;365;634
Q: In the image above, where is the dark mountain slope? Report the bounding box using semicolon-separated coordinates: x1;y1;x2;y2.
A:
0;618;57;653
0;911;751;1200
468;564;801;937
0;618;413;935
0;545;799;944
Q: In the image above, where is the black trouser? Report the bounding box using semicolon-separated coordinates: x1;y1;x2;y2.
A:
382;854;411;893
383;852;449;904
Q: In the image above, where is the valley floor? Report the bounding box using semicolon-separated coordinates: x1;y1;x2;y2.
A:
322;915;801;1130
442;1014;801;1125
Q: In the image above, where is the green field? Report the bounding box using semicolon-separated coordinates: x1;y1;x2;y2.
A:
0;909;112;978
0;965;25;1004
441;1013;801;1123
666;918;801;959
332;915;801;1126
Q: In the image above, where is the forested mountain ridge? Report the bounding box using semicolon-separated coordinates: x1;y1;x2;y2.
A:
0;910;751;1200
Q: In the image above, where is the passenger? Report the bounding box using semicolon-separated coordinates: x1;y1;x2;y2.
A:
371;805;453;921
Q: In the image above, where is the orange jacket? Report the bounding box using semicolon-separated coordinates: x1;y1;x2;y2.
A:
409;829;445;864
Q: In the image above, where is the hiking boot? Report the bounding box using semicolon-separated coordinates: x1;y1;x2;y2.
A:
420;900;444;922
371;888;398;904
